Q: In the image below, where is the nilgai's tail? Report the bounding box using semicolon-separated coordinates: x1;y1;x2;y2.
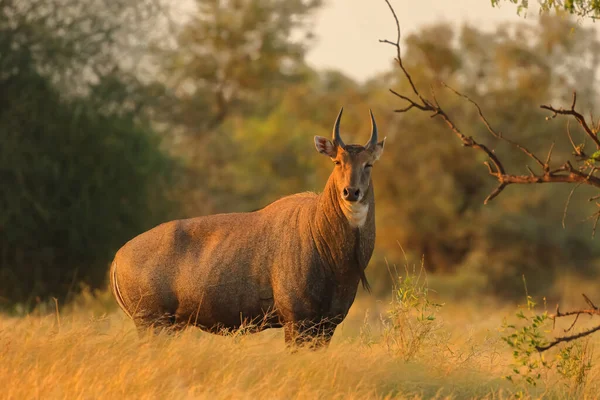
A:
110;260;133;320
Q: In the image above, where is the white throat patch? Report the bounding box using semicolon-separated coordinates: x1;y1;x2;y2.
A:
340;201;369;228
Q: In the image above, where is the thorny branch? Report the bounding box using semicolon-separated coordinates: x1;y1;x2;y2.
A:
535;294;600;352
381;0;600;209
541;92;600;150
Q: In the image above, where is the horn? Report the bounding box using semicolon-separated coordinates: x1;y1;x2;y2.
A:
365;109;378;149
332;107;345;149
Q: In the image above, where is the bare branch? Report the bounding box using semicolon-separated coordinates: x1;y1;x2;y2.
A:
563;183;582;229
443;82;546;170
389;89;428;111
526;165;536;177
381;0;600;214
536;294;600;352
583;293;598;310
544;142;555;171
541;92;600;150
380;0;422;101
565;312;581;333
492;169;600;189
485;183;507;204
566;120;587;159
536;324;600;352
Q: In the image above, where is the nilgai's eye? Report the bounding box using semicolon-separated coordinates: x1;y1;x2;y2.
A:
365;164;373;169
333;160;341;165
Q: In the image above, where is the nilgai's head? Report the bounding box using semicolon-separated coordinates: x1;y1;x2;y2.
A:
314;108;385;206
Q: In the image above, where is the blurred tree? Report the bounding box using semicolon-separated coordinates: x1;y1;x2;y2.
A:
0;0;178;308
492;0;600;19
160;0;322;133
372;16;600;296
161;10;600;298
0;0;168;95
159;0;324;216
222;69;369;212
4;0;597;308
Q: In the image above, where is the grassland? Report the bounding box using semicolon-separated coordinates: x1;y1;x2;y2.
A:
1;283;600;399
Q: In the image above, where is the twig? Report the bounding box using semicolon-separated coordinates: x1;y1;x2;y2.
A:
565;313;581;333
442;82;546;170
544;142;555;171
379;0;422;102
563;183;582;228
536;324;600;352
583;293;598;310
541;92;600;150
536;293;600;352
566;120;587;159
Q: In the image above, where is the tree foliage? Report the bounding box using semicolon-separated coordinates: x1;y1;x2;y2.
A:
0;0;177;308
158;0;323;216
160;0;322;133
164;8;600;298
370;7;600;296
492;0;600;19
2;0;600;308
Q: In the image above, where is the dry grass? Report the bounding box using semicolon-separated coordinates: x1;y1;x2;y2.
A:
1;293;600;399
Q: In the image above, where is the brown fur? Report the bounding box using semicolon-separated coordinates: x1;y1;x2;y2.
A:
110;111;384;347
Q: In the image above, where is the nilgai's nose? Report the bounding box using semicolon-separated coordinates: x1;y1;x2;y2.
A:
342;187;361;202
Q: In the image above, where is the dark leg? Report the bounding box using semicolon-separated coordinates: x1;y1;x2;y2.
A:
284;322;300;348
134;312;180;338
284;319;340;350
284;322;316;349
311;319;338;349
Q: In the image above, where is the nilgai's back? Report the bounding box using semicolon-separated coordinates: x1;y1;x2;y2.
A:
110;108;385;347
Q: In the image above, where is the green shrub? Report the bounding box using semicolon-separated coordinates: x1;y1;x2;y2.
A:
0;70;178;309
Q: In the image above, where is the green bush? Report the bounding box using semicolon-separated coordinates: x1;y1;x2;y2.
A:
0;70;178;309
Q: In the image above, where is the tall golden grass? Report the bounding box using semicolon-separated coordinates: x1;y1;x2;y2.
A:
2;287;600;399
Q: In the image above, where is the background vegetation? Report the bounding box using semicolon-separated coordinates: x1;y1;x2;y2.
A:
4;0;600;397
2;0;600;308
493;0;600;19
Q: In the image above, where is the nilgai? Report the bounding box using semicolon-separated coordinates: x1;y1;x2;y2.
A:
110;108;385;347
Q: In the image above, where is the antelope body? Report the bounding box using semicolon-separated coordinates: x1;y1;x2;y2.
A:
110;109;385;346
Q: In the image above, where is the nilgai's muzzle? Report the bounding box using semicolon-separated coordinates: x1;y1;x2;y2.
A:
342;187;361;202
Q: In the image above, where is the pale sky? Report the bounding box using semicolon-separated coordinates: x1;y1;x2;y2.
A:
306;0;538;81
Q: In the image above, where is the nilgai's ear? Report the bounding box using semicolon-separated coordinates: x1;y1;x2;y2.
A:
372;138;386;161
314;136;337;157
